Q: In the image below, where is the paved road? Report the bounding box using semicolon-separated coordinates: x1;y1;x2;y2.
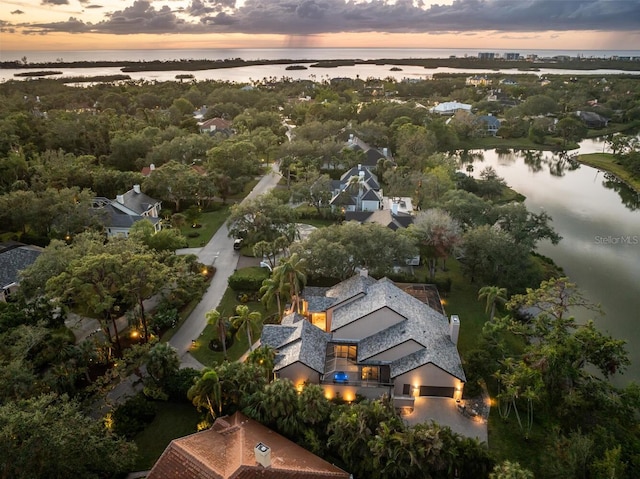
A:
170;163;282;369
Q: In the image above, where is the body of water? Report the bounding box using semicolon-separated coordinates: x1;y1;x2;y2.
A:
465;141;640;386
2;48;639;84
4;48;640;64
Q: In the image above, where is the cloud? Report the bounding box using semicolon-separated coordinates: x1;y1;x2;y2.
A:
12;0;640;36
41;0;70;5
11;9;25;14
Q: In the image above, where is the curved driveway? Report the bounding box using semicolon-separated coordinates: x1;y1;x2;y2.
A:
171;163;282;368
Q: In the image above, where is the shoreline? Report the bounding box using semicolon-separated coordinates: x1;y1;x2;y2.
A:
576;153;640;194
3;57;640;73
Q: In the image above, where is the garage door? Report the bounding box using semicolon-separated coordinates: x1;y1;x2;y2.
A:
419;386;455;398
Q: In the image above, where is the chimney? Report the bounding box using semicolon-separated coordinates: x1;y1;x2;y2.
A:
254;442;271;468
383;147;388;157
449;315;460;345
391;202;399;216
150;163;155;171
133;184;141;194
357;163;361;171
359;268;368;277
116;194;124;204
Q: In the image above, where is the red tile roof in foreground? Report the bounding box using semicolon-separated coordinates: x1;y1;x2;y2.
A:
147;412;349;479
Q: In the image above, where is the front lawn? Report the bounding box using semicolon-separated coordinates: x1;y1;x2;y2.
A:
190;288;275;366
179;206;230;248
133;401;200;471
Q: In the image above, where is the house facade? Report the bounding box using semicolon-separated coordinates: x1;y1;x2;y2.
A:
261;273;466;410
93;185;162;237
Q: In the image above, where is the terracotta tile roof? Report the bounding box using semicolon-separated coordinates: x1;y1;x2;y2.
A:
147;412;349;479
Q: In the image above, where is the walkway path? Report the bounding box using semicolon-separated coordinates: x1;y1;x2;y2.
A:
170;163;282;369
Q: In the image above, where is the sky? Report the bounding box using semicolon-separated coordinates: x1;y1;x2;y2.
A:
1;0;640;52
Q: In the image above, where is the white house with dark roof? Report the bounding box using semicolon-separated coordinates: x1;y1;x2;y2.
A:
329;164;383;212
261;273;465;410
93;185;162;237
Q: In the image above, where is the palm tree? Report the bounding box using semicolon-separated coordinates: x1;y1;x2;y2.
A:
259;277;288;320
272;253;307;314
206;309;228;360
187;369;222;419
145;342;180;385
478;285;508;321
230;305;262;352
247;345;276;382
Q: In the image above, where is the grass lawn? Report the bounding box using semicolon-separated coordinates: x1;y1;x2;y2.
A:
433;258;491;356
190;287;275;366
133;401;201;471
179;206;230;248
578;152;640;192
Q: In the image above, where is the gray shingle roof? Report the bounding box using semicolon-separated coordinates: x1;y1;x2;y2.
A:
120;188;160;216
262;314;329;374
104;205;160;228
0;244;43;289
261;275;465;384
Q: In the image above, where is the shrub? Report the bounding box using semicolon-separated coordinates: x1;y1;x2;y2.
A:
164;368;201;402
228;267;270;292
112;393;156;439
150;306;179;334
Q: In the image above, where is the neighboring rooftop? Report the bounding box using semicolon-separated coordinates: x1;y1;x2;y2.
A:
0;242;43;290
147;412;349;479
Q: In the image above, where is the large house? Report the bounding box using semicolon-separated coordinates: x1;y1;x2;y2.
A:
93;185;162;237
429;101;472;115
330;164;383;212
0;242;43;302
147;412;350;479
261;272;465;411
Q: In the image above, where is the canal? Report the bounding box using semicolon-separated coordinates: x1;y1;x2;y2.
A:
465;140;640;386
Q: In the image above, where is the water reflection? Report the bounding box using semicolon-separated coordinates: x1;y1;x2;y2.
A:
519;149;544;173
602;173;640;211
545;151;581;177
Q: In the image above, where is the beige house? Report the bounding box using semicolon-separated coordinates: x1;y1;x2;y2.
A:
261;273;465;410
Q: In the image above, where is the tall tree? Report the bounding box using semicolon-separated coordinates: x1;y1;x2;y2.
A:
478;285;508;322
407;209;461;281
188;369;222;420
230;305;262;352
0;393;136;479
206;309;228;360
272;253;307;314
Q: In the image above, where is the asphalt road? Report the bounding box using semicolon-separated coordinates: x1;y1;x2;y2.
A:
170;162;282;369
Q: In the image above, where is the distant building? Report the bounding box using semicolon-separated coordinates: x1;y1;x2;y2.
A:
478;52;496;60
577;111;609;129
504;52;520;61
429;101;472;115
466;75;491;87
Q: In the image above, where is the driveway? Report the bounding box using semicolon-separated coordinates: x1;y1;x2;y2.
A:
403;397;488;443
170;163;282;369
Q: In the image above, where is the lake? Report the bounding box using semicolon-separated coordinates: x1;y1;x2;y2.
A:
464;141;640;386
